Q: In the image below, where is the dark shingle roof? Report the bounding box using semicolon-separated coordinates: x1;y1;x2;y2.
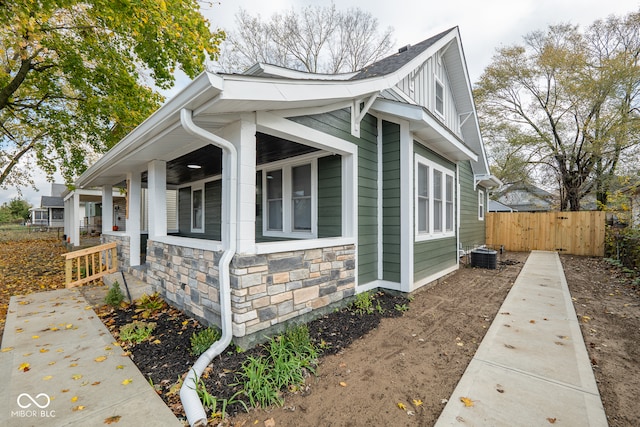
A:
350;27;456;80
41;196;64;208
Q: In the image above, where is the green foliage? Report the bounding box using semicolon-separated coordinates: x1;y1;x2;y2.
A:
119;321;156;344
0;199;31;224
189;371;247;419
0;1;225;187
394;303;409;313
104;281;124;307
190;327;222;356
236;325;320;408
352;291;374;315
135;293;166;318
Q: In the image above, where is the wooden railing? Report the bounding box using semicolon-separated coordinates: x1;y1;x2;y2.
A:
63;242;118;288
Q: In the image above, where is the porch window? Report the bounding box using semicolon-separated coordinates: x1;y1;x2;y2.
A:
192;187;204;232
264;160;316;238
415;154;455;240
435;79;444;117
478;190;485;221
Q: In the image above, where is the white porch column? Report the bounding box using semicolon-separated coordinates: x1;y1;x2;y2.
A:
63;198;70;241
102;185;113;235
147;160;167;239
127;172;141;266
224;113;256;253
399;120;414;292
71;192;80;246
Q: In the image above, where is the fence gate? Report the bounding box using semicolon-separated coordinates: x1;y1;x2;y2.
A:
486;211;606;257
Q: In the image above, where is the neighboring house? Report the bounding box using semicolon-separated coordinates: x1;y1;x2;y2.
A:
488;199;516;212
69;27;500;347
30;183;66;227
624;186;640;227
494;183;555;212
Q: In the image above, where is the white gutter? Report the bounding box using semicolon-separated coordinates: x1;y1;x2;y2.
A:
179;109;237;427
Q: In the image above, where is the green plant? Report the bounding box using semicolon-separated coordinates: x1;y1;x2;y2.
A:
352;291;374;315
238;355;282;408
104;281;124;307
119;321;156;344
190;327;222;356
189;371;247;419
376;300;385;314
394;303;409;313
135;293;166;318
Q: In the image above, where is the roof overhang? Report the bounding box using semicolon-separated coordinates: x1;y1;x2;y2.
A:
475;174;503;188
372;99;477;162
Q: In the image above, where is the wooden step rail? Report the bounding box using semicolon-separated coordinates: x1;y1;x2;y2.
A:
63;242;118;288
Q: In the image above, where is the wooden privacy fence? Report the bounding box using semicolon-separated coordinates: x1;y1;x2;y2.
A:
63;242;118;288
486;211;606;257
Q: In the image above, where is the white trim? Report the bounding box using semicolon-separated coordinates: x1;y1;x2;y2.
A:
356;279;403;294
255;236;355;255
190;185;205;233
400;120;413;292
262;158;317;239
152;235;223;252
478;189;485;221
414;154;456;242
377;117;383;281
412;264;458;292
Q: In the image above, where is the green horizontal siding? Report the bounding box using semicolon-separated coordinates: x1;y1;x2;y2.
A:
291;109;378;285
459;160;486;249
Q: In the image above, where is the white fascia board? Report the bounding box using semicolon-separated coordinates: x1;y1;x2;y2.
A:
75;73;221;188
244;63;359;80
373;99;478;162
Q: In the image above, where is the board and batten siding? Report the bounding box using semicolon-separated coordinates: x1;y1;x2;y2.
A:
291;109;379;285
317;155;342;238
412;142;457;282
382;120;401;283
395;53;461;138
458;160;486;248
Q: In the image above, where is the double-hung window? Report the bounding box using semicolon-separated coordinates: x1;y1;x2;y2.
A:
478;190;485;221
435;78;445;118
415;154;455;240
264;160;316;237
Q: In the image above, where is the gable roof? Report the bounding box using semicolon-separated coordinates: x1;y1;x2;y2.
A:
76;27;492;188
351;28;454;80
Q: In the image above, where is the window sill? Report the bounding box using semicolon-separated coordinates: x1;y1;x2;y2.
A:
256;236;355;254
414;231;455;243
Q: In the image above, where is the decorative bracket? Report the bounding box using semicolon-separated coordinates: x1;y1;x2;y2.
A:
351;92;379;137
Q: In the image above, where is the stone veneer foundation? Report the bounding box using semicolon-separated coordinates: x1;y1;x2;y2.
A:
102;234;130;270
145;241;356;348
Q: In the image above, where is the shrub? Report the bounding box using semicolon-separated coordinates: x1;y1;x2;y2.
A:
190;327;222;356
119;321;156;344
135;293;166;318
104;281;124;307
352;291;374;315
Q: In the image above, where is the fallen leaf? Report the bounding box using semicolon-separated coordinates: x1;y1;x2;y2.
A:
43;375;53;381
50;327;59;331
72;374;83;380
61;389;69;393
32;335;39;339
69;363;78;367
339;381;347;387
48;361;56;366
582;316;591;323
72;405;85;411
460;397;474;407
152;339;161;344
18;362;30;372
529;320;536;324
116;365;124;370
92;381;101;386
264;418;275;427
40;348;49;353
547;418;557;424
71;396;78;402
121;378;133;385
104;415;122;424
95;356;107;362
412;399;424;407
397;402;407;410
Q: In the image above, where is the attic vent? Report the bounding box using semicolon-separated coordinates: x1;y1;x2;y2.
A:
398;44;411;53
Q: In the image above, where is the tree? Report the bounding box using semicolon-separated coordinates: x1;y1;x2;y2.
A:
0;197;30;223
0;1;225;189
216;4;394;74
475;10;640;211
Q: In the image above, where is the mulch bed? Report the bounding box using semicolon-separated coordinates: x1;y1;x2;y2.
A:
98;291;409;421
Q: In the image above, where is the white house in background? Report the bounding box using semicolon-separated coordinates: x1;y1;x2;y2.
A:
30;183;66;227
68;27;500;348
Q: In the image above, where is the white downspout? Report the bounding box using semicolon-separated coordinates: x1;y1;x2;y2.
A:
179;109;237;427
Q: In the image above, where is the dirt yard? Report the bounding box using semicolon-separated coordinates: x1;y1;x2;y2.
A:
1;238;639;427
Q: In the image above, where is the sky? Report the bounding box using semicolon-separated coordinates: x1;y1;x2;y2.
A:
1;0;637;208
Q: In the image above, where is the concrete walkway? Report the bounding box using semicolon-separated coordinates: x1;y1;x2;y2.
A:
435;251;607;427
0;288;182;427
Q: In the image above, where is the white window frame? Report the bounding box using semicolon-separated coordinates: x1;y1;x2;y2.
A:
434;77;445;118
262;156;318;239
191;185;204;233
415;154;455;241
478;189;485;221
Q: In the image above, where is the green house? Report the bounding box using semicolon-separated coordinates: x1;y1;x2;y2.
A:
70;27;499;348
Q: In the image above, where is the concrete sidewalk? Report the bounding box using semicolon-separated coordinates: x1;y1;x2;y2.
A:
435;251;607;427
0;289;182;426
